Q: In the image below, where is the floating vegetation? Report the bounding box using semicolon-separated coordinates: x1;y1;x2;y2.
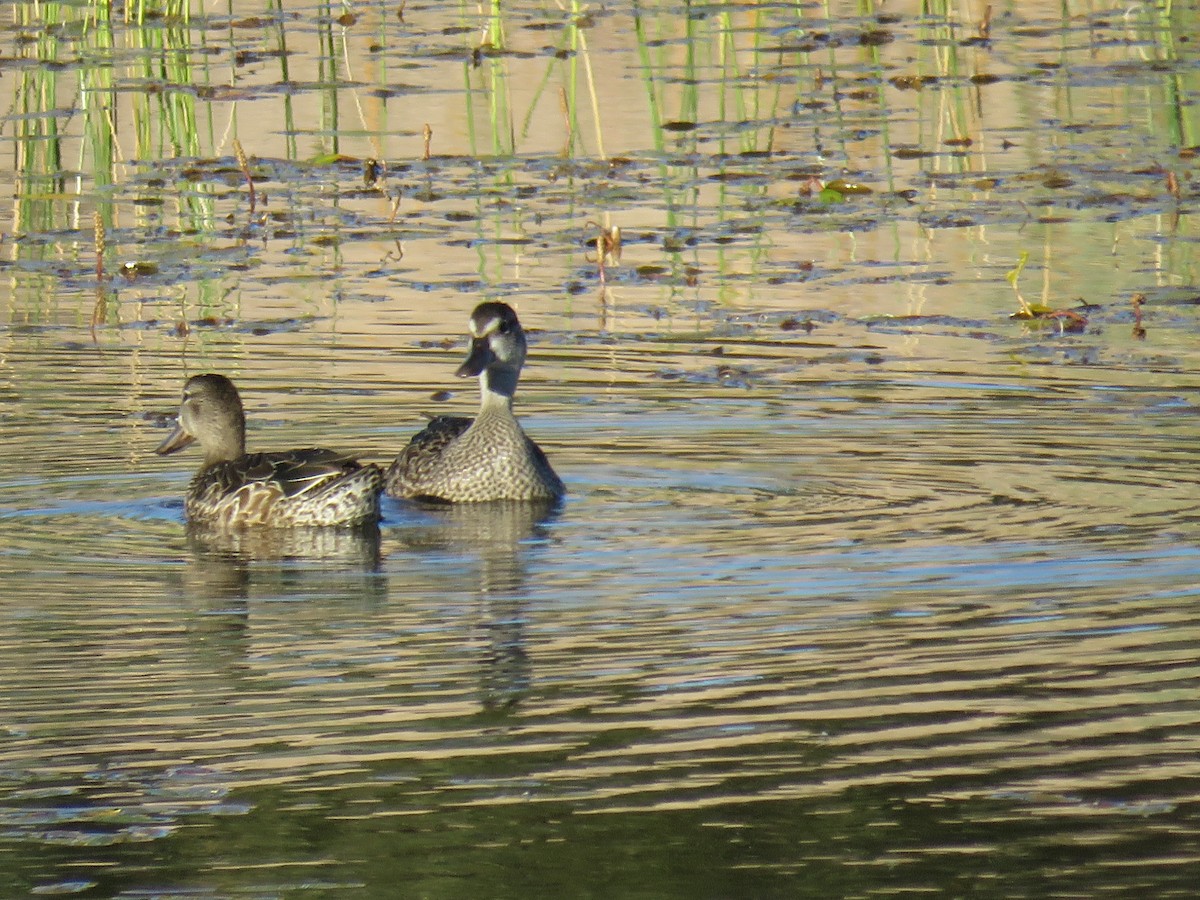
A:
0;0;1192;346
586;220;622;284
1007;251;1088;333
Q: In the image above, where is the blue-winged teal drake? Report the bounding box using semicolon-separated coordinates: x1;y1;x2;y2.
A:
156;373;383;527
386;302;565;503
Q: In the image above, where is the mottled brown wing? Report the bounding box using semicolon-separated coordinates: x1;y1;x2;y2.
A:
215;449;366;498
386;415;473;496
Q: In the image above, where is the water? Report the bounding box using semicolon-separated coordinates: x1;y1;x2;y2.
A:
2;2;1200;897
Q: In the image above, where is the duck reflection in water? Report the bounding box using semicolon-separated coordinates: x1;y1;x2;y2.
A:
391;498;560;712
176;521;385;668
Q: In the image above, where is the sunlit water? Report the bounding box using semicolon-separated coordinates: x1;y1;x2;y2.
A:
3;2;1200;897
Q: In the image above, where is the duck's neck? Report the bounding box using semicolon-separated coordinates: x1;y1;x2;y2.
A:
204;429;246;467
478;368;518;416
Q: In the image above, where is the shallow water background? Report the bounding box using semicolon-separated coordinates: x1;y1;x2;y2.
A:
2;1;1200;896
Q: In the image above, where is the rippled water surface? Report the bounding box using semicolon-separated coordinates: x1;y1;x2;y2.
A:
3;1;1200;897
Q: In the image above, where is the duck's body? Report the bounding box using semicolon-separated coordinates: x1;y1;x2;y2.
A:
386;302;564;503
180;448;383;528
156;374;383;528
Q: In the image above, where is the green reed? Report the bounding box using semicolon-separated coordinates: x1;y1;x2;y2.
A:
6;0;225;242
454;0;622;291
78;0;117;204
317;0;340;157
1155;3;1199;150
464;0;611;160
1140;1;1199;280
271;0;298;160
455;0;510;290
718;6;782;156
915;1;973;177
459;0;504;157
814;0;855;165
130;5;206;160
473;0;513;157
576;8;594;155
631;3;665;155
559;1;606;158
629;2;792;286
11;2;68;234
509;11;579;156
126;0;215;233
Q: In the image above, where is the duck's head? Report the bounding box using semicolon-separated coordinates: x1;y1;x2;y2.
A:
456;302;528;399
155;373;246;465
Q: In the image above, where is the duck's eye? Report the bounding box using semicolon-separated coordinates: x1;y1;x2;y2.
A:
496;320;510;335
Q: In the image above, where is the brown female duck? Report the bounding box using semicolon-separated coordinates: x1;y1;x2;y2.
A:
156;373;382;527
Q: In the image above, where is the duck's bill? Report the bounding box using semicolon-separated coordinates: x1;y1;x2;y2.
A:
155;422;196;456
455;338;494;378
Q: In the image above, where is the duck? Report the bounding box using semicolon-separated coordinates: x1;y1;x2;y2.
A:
155;373;383;527
386;302;565;503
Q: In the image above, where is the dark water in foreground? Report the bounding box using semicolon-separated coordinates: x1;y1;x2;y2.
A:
3;1;1200;896
3;335;1200;898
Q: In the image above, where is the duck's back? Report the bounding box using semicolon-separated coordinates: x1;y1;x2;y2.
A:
189;449;383;527
386;415;473;500
387;412;562;503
